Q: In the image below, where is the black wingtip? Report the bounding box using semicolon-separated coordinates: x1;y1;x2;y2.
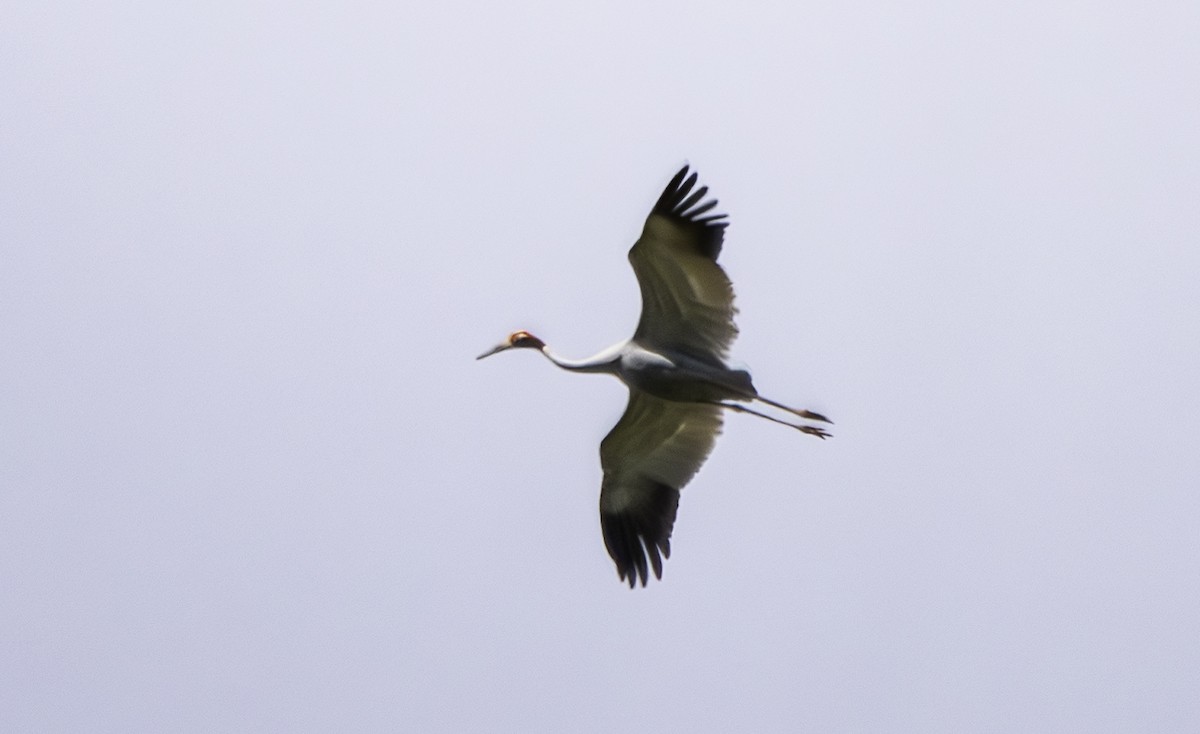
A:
650;164;728;260
601;481;679;588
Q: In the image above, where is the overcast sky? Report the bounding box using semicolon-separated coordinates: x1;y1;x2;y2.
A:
3;1;1199;731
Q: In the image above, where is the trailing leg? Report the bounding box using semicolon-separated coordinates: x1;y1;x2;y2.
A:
709;401;832;439
754;394;833;424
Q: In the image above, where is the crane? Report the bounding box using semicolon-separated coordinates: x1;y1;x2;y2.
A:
478;165;831;587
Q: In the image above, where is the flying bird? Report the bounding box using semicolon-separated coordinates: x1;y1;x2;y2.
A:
478;165;831;587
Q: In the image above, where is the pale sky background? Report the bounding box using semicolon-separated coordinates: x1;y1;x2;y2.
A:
3;1;1199;732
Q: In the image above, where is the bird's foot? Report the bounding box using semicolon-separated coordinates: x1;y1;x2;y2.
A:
798;425;832;440
797;409;833;424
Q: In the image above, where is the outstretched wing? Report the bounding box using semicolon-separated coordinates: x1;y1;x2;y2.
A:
629;165;737;366
599;389;724;587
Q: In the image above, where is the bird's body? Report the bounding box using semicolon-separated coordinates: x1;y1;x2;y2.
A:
479;165;830;587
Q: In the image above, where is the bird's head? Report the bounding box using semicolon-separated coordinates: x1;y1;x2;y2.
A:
476;330;546;360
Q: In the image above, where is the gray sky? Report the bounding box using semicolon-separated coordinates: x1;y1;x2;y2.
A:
3;1;1199;731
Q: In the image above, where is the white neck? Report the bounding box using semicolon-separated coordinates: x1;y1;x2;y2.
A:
540;342;623;374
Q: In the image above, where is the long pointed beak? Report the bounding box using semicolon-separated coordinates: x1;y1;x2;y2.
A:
476;342;512;360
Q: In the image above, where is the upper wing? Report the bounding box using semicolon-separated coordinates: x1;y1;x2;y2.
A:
599;389;724;587
629;165;737;366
